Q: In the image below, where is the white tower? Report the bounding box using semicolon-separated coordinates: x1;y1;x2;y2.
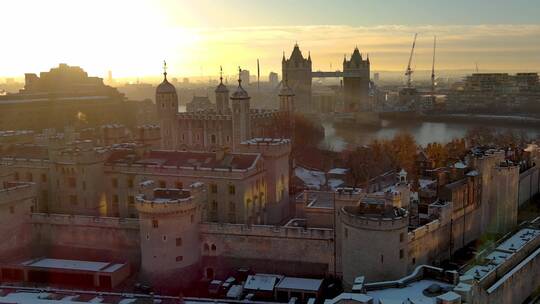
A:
156;61;178;149
231;67;251;150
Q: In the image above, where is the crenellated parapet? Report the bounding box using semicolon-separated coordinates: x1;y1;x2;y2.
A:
340;205;409;231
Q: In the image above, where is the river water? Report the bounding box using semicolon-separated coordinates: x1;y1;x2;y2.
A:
321;119;540;151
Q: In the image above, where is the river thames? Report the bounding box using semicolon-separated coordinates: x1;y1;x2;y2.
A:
321;119;540;151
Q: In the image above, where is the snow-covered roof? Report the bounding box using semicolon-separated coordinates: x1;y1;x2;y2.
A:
295;167;326;190
418;179;436;189
466;170;479;177
275;277;323;292
244;274;282;292
328;168;348;175
453;161;467;169
365;279;453;304
23;258;110;272
324;293;373;304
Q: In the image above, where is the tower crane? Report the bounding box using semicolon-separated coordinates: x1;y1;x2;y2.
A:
431;35;437;94
405;33;418;88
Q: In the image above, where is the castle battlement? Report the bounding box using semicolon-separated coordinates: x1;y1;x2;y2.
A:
105;161;260;179
136;182;205;215
1;157;51;167
340;205;409;231
408;219;441;242
31;213;139;230
201;222;333;240
176;112;232;121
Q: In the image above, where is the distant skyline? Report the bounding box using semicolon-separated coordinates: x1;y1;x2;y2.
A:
1;0;540;80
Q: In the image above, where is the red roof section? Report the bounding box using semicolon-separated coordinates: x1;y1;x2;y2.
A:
108;150;259;170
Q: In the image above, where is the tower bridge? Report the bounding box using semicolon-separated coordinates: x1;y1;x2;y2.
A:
282;44;371;113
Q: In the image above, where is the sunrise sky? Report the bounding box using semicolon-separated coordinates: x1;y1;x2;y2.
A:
1;0;540;80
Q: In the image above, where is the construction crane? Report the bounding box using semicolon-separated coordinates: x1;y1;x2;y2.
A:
405;33;418;88
431;35;437;94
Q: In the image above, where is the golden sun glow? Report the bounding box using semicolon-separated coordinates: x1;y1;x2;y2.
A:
2;1;539;80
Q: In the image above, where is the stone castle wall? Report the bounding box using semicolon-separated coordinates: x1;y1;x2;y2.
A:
30;213;141;264
200;222;335;278
519;165;540;206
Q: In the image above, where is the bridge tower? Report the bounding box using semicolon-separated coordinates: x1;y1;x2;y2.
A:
282;44;312;113
343;47;370;111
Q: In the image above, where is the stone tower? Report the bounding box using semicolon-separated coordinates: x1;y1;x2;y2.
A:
339;193;409;286
231;68;251;150
343;47;370;112
156;61;178;149
136;181;205;285
278;73;295;141
282;44;312;113
215;66;230;115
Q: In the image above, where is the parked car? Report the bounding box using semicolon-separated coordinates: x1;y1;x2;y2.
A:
208;280;223;296
134;283;153;294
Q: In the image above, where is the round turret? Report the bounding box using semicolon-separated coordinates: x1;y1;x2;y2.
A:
231;68;251;149
136;182;205;285
156;78;176;94
215;67;230;114
339;200;409;288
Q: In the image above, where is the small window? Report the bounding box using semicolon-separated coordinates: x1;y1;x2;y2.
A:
176;256;183;262
175;181;183;189
111;178;118;188
26;172;33;182
14;172;19;181
381;254;384;264
228;185;236;195
159;180;166;188
82;181;86;191
399;249;404;259
211;200;218;211
344;228;348;239
204;243;210;251
128;196;135;205
412;257;416;265
152;219;159;228
400;233;404;242
146;233;150;240
211;244;216;251
9;206;14;214
162;235;167;242
210;184;218;194
190;214;194;223
112;195;119;204
176;237;182;246
128;179;134;188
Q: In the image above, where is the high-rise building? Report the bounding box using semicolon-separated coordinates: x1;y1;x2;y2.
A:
240;69;250;85
269;72;279;86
